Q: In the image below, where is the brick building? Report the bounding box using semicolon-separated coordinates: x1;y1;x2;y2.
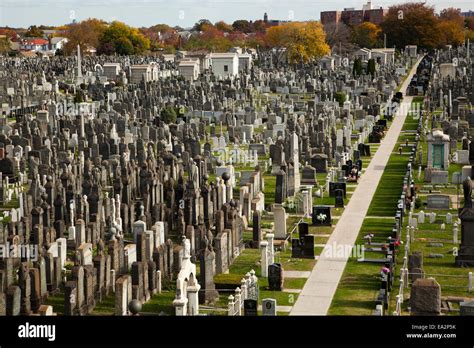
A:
321;1;387;27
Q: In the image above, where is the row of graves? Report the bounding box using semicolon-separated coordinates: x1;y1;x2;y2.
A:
363;54;433;315
378;46;474;316
0;45;415;316
245;50;417;313
412;44;474;316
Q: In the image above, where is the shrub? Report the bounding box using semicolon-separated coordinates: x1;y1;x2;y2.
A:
160;106;177;124
214;273;243;290
415;197;422;209
335;92;346;107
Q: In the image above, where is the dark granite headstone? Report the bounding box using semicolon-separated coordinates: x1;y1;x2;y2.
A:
244;298;258;316
312;206;332;226
268;263;284;291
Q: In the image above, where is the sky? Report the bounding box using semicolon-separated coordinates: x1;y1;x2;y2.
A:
0;0;472;28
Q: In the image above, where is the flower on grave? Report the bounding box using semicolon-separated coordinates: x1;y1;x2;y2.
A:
316;213;327;222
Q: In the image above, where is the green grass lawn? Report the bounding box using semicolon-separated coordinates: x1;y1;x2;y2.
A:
259;289;299;306
141;291;176;315
90;294;115;315
44;293;65;315
228;248;262;277
263;174;276;207
283;277;307;289
366;155;412;217
329;98;422;315
328;218;395;315
277;248;317;271
366;99;422;217
388;218;474;314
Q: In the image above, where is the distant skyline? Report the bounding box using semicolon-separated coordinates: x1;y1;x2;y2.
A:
0;0;472;28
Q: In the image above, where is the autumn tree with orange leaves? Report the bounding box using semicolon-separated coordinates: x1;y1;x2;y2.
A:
266;21;330;63
352;22;381;49
62;18;107;55
381;3;465;49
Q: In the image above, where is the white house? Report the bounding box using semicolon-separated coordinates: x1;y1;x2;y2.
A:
50;37;68;52
178;59;200;81
210;53;239;77
20;38;48;52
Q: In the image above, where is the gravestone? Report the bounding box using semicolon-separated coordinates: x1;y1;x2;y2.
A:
273;204;287;239
298;222;309;241
334;189;344;208
329;182;346;197
262;298;277;316
410;278;441;315
267;263;284;291
460;301;474;316
301;165;317;186
312;206;332;226
252;210;261;246
244;298;258;316
426;195;450;209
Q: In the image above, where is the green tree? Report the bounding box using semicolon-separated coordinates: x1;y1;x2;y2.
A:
193;19;212;32
24;25;44;37
438;8;465;47
381;3;441;49
367;59;376;76
0;36;11;54
62;18;107;55
353;58;363;77
74;91;84;103
352;22;381;48
160;106;177;124
335;92;346;107
98;21;150;55
232;20;251;33
265;21;330;63
215;21;233;33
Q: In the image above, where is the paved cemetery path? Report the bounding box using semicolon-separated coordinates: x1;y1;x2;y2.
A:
290;57;424;315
